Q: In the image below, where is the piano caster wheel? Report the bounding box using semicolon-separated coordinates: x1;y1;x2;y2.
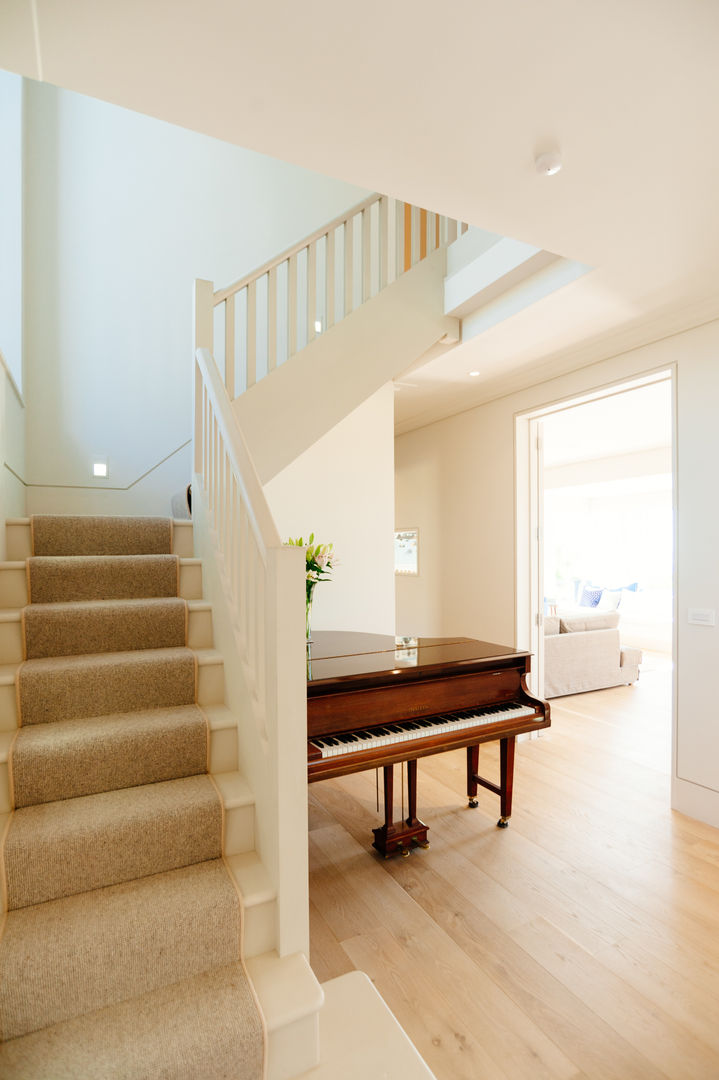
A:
417;841;430;850
400;847;410;858
468;798;479;808
497;817;510;829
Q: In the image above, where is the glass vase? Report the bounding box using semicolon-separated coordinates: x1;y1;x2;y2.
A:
306;582;316;642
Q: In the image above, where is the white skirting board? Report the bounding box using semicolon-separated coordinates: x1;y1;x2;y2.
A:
298;970;435;1079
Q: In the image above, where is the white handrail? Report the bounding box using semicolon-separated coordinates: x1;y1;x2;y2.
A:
204;193;467;399
214;194;380;304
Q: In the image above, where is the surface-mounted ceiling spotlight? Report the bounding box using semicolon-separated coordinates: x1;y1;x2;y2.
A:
534;150;562;176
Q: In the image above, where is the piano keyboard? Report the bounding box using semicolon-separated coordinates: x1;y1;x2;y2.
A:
310;702;539;759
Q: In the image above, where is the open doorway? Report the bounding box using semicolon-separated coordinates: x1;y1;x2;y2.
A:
516;370;675;710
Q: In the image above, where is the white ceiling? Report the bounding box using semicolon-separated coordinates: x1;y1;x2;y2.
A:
3;0;719;431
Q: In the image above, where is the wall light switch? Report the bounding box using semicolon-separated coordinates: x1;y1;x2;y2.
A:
688;608;715;626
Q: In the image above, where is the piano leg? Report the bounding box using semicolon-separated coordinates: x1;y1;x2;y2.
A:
372;761;429;858
498;736;515;827
466;736;516;828
406;759;430;849
466;745;480;808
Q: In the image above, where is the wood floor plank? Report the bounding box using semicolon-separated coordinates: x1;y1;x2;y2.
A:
311;827;581;1080
309;660;719;1080
387;858;666;1080
510;915;719;1080
308;899;355;984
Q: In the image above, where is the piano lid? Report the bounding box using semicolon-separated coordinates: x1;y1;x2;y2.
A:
306;631;531;689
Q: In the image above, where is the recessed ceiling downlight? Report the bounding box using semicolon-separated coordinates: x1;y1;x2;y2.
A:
468;370;481;377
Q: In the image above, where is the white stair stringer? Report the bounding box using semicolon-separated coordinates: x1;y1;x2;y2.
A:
233;248;459;484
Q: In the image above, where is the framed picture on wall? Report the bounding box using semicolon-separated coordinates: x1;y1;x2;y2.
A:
394;528;419;575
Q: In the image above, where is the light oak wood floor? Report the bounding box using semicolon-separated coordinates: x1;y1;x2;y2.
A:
308;656;719;1079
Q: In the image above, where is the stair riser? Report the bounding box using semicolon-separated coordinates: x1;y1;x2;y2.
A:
4;520;194;561
243;899;277;959
224;801;254;857
198;658;225;705
0;722;240;815
0;560;204;609
268;1014;321;1080
0;567;27;609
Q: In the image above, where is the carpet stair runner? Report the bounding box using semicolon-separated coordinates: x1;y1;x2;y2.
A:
0;515;271;1079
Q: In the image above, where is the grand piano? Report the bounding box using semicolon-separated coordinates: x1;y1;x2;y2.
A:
307;632;550;857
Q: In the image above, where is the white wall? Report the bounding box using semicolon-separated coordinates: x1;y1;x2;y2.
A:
0;370;26;553
0;71;27;542
21;79;369;515
265;386;395;636
395;320;719;829
0;70;24;392
396;399;515;644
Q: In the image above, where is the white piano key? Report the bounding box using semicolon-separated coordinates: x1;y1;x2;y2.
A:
312;702;540;759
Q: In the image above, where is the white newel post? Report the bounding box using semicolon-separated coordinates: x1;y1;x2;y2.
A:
193;279;214;475
267;542;310;957
194;278;214;353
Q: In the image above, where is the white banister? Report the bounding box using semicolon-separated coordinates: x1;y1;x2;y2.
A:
211;193;467;399
193;343;308;956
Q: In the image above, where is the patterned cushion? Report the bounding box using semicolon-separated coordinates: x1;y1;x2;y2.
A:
579;585;603;607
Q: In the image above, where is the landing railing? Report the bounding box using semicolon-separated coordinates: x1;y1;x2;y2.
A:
203;194;467;399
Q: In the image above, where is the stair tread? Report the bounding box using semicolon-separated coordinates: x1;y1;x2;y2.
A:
0;962;264;1080
204;703;239;730
17;647;198;725
212;770;254;808
5;775;222;908
226;851;276;907
30;515;174;557
0;729;15;761
26;553;181;604
11;705;209;805
0;860;242;1039
23;597;188;660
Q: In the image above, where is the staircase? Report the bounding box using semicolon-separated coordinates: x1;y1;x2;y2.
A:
0;514;322;1079
0;193;457;1077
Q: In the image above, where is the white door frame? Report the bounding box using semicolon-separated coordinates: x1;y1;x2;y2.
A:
515;368;675;702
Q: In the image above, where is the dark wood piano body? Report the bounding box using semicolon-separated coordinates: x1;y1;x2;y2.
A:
307;632;550;856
